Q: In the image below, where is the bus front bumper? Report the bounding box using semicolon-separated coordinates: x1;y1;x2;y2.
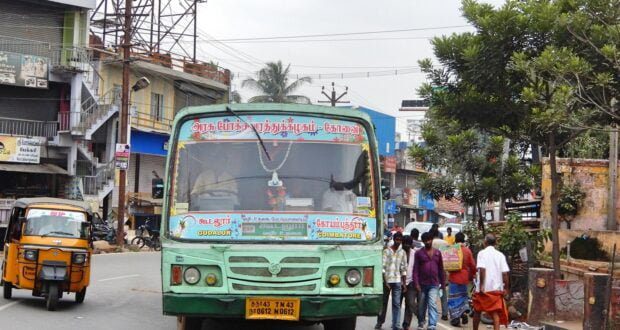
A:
163;293;382;321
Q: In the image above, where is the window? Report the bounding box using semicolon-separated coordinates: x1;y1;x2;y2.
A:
151;93;164;121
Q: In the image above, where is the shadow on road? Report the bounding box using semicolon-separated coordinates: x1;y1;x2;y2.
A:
201;318;320;330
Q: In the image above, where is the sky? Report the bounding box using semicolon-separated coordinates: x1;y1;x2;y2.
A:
192;0;505;132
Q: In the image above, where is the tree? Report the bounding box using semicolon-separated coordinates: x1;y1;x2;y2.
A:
416;0;601;278
242;61;312;104
409;120;535;230
230;90;242;103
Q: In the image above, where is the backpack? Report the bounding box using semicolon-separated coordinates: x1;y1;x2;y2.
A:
439;243;463;271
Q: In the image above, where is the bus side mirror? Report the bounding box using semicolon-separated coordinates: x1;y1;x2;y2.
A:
381;185;391;200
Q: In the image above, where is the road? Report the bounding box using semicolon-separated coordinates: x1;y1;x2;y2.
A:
0;252;466;330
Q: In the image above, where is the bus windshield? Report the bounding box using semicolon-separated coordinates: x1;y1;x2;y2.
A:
168;114;379;243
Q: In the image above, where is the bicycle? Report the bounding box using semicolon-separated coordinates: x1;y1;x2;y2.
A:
130;220;161;251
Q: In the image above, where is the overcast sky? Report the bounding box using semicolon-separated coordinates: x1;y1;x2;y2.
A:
196;0;505;131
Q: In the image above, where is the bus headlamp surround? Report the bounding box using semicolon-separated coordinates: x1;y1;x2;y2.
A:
183;267;201;285
345;269;362;286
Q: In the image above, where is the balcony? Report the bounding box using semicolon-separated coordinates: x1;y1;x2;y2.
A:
131;111;173;133
0;35;91;72
0;117;57;139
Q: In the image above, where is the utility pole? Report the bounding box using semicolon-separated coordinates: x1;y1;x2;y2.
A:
318;82;349;107
608;124;618;231
117;0;133;246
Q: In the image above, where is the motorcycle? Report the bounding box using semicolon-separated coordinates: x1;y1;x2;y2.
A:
92;213;127;244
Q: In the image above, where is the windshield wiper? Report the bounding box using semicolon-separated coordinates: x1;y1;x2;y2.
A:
42;231;75;237
226;106;271;161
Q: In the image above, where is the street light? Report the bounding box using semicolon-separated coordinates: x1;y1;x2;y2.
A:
116;76;150;246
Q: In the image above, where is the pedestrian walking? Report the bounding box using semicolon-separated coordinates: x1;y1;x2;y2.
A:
430;229;449;321
447;232;476;327
375;231;408;330
401;235;421;330
410;228;424;249
413;232;445;330
473;233;510;330
444;227;455;245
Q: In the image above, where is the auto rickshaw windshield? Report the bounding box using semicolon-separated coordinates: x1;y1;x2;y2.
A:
24;208;88;239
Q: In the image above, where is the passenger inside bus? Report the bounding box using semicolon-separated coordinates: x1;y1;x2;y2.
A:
175;140;372;214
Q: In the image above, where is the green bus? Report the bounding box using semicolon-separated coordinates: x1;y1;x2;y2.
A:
161;103;385;330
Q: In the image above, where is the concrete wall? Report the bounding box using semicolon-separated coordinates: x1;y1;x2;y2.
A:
542;158;620;230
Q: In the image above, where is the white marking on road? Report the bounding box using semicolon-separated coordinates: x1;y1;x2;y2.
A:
0;300;21;311
98;274;140;282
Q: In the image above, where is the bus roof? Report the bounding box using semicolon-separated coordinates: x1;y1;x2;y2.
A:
173;103;374;126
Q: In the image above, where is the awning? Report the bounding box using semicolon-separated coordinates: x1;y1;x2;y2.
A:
438;212;457;219
0;163;68;175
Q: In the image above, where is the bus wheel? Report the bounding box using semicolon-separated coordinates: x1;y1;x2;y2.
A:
177;316;203;330
2;282;12;299
323;317;356;330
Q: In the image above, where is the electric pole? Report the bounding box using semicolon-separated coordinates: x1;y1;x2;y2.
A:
117;0;133;246
318;82;349;107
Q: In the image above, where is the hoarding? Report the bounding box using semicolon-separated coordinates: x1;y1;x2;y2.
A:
0;51;49;89
0;136;41;164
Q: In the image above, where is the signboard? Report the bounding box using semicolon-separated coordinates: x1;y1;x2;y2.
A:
169;213;377;242
381;156;397;173
0;136;41;164
0;51;49;89
403;188;419;207
384;200;398;215
115;143;130;169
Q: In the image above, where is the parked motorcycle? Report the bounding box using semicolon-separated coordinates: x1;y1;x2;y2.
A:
92;213;127;244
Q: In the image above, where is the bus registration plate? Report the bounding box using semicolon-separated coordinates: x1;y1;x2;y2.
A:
245;297;300;321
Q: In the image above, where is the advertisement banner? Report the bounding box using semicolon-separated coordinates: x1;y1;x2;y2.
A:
179;115;368;143
169;213;377;242
381;156;397;173
0;51;49;89
115;143;130;169
0;136;41;164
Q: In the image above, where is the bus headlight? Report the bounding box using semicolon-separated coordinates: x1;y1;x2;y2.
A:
328;274;340;286
183;267;201;285
24;249;38;261
345;269;361;286
72;253;87;264
205;273;217;286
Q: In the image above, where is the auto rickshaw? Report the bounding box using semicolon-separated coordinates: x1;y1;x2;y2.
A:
1;198;93;310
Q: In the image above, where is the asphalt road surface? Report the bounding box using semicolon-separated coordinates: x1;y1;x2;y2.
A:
0;252;466;330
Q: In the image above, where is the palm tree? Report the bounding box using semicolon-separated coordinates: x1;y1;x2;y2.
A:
242;61;312;104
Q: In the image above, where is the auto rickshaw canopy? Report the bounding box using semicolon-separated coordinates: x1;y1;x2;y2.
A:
13;198;93;217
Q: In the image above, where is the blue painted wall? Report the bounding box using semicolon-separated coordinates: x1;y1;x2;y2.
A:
356;106;396;156
130;130;169;156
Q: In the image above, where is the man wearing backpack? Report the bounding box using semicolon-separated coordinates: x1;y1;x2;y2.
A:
447;232;476;326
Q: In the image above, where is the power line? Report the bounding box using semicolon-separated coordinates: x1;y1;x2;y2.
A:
209;25;472;42
163;36;436;44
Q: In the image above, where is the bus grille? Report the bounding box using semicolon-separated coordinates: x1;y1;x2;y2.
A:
227;256;322;281
232;283;316;291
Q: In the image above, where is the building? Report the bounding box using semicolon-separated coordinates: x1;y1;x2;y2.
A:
0;0;108;221
96;52;230;224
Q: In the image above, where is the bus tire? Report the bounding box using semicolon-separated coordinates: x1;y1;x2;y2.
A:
323;317;356;330
177;316;203;330
3;281;12;299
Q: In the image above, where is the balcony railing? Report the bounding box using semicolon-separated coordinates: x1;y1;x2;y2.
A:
0;117;57;138
0;35;92;71
131;110;173;133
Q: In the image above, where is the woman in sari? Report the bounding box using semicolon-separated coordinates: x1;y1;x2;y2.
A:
447;232;476;327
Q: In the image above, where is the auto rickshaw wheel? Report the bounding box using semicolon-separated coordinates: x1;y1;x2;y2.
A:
46;283;59;311
2;282;12;299
75;288;86;303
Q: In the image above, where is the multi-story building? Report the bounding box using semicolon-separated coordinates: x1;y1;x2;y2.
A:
0;0;231;226
95;51;230;225
0;0;109;221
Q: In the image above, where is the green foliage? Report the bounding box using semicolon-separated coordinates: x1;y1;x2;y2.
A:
242;61;312;104
558;182;586;218
561;130;609;159
490;213;551;261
